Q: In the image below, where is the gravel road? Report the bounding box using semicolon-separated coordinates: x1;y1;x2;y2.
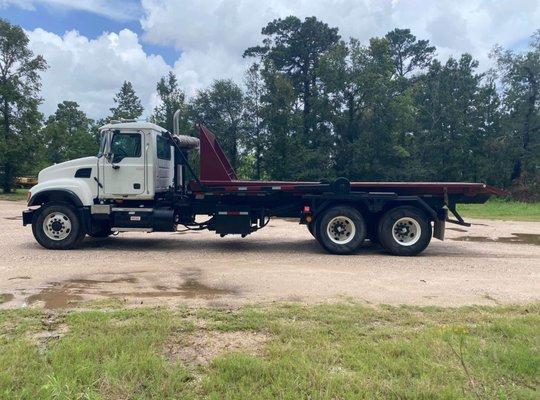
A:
0;200;538;309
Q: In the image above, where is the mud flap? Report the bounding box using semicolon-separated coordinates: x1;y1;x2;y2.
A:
433;219;445;241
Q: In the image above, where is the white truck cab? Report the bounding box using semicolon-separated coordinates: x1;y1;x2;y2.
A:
23;120;198;249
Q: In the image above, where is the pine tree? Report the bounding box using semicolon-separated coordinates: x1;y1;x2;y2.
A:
150;72;188;133
42;101;97;164
109;81;143;120
0;19;47;192
189;80;245;171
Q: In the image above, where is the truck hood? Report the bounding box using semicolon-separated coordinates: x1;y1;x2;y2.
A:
38;156;97;183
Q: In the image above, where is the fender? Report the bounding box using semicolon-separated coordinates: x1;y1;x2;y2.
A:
28;178;95;207
28;188;84;208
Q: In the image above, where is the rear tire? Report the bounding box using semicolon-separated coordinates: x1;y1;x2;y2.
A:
315;205;366;254
377;206;432;256
32;203;86;249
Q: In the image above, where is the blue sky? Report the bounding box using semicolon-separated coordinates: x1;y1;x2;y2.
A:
1;1;179;65
1;0;538;119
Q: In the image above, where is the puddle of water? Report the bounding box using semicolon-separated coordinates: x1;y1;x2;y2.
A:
24;276;138;310
65;277;138;287
177;279;236;299
451;233;540;246
112;280;236;300
8;276;31;280
0;293;15;304
23;272;235;309
26;287;82;309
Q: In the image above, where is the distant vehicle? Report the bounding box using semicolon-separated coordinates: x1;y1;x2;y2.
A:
15;176;37;188
22;112;506;255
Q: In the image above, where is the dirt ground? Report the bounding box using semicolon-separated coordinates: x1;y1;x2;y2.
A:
0;200;538;309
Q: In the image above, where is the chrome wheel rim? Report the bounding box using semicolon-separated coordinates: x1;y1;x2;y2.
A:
43;212;72;241
327;216;356;244
392;217;421;246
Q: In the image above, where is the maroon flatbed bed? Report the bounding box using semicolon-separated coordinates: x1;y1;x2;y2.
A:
174;125;507;255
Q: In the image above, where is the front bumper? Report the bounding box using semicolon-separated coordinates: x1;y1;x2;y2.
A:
22;209;34;226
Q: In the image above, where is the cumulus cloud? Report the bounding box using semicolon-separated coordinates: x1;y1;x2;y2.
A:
14;0;540;120
27;28;169;119
140;0;540;86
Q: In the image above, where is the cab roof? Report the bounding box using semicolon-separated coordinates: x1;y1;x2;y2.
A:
99;121;167;132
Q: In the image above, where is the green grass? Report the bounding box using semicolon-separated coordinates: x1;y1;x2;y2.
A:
0;303;538;399
0;188;29;201
459;199;540;221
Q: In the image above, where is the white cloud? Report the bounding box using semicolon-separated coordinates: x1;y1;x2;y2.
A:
16;0;540;120
140;0;540;88
27;28;170;119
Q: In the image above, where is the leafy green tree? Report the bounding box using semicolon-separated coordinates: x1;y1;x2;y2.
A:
319;37;412;180
0;18;47;192
244;16;340;140
42;101;97;164
414;54;502;183
492;33;540;200
109;81;143;120
258;70;300;180
189;79;245;171
150;71;189;133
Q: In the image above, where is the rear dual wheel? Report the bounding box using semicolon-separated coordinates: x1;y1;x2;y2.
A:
312;205;432;256
377;206;432;256
315;206;367;254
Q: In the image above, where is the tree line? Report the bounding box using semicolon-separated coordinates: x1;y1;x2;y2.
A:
1;17;538;199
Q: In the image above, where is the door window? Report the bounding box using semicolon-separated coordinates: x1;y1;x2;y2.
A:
157;135;171;160
111;133;141;163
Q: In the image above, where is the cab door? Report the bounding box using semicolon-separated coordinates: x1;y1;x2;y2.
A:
101;131;146;197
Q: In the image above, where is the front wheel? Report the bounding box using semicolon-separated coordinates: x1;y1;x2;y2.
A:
377;206;432;256
32;203;86;249
316;206;367;254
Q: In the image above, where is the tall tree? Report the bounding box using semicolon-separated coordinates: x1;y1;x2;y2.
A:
150;71;188;133
244;16;340;141
42;101;96;164
492;33;540;200
260;71;298;180
0;19;47;192
243;64;268;179
385;28;435;79
109;81;143;120
414;54;502;182
189;79;245;171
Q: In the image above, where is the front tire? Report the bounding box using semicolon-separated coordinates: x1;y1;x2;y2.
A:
315;205;367;254
32;203;86;249
377;206;432;256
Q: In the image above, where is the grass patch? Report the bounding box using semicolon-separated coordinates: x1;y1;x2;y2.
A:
0;303;538;399
459;199;540;221
0;188;28;201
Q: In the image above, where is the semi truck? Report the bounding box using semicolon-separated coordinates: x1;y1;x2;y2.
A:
22;112;506;256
